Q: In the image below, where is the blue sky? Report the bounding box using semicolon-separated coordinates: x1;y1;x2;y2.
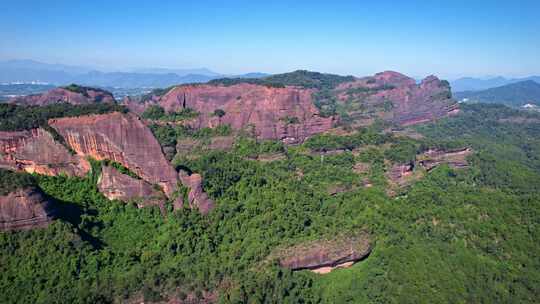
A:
0;0;539;78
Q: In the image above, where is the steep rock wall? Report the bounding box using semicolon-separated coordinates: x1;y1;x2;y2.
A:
127;83;335;144
0;128;89;176
49;112;179;196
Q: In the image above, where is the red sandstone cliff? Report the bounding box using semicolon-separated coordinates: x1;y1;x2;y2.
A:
0;188;56;231
125;83;335;144
0;128;89;176
336;71;458;126
49;112;179;196
9;86;115;106
97;165;164;208
276;233;371;272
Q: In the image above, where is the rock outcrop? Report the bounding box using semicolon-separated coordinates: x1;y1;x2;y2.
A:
336;71;458;126
418;148;472;171
387;162;415;186
177;171;214;214
0;128;89;176
125;83;335;144
276;233;371;273
387;148;472;191
9;86;115;106
97;166;164;208
0;188;56;231
49;112;179;196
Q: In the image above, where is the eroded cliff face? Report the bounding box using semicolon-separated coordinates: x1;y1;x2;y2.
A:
49;112;179;196
97;165;164;208
0;188;56;231
276;233;371;273
126;83;335;144
9;87;115;106
336;71;458;126
0;128;89;176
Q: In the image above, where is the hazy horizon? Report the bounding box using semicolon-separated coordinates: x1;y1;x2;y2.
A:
1;1;539;79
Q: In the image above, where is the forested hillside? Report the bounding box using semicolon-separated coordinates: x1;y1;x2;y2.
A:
455;80;540;107
1;103;539;303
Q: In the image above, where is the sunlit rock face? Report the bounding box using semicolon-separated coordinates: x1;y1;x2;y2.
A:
0;128;89;176
335;71;458;126
276;233;371;273
125;83;335;144
49;112;179;196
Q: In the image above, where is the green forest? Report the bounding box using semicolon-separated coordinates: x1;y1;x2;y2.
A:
1;103;540;303
209;70;355;90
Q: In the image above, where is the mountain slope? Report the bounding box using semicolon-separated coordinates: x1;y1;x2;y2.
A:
451;76;540;92
454;80;540;107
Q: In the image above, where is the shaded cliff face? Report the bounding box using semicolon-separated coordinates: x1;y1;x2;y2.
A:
9;87;116;106
0;128;89;176
49;112;179;196
0;188;56;231
98;165;164;207
127;83;335;144
336;71;458;126
276;233;371;272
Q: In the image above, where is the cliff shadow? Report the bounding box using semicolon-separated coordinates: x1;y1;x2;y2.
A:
43;193;105;249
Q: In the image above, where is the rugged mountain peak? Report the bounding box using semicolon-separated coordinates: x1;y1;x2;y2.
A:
9;85;115;106
336;71;457;126
373;71;416;87
0;187;56;231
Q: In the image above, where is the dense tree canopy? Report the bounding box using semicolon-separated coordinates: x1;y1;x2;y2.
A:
0;103;127;131
1;103;540;303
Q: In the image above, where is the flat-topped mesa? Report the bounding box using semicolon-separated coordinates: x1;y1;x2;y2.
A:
276;233;371;273
0;188;56;231
129;83;335;144
49;112;179;196
97;165;164;208
336;71;457;126
9;85;115;106
0;128;89;176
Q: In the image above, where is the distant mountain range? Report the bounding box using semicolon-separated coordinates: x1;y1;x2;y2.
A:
454;80;540;107
0;59;268;88
451;76;540;92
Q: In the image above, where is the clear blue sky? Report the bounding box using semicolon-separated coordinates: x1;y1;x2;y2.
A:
1;0;539;78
